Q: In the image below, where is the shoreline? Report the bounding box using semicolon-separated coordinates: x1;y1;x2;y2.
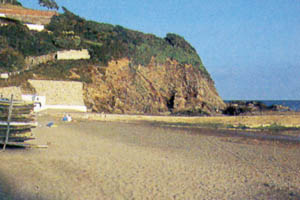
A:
38;110;300;144
43;110;300;129
1;114;300;199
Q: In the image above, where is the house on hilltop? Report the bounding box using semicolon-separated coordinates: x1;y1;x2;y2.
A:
0;4;57;24
0;4;57;31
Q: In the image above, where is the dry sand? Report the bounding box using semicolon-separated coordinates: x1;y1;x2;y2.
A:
0;113;300;199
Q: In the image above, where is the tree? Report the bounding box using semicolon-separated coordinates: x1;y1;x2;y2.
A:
0;0;21;5
38;0;59;10
0;0;58;9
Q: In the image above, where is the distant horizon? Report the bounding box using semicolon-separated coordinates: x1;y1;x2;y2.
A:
18;0;300;100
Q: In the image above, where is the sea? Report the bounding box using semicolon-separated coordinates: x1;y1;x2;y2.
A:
224;100;300;112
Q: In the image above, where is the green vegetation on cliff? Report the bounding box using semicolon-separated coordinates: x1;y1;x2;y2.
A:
0;7;209;77
0;0;22;6
0;7;227;115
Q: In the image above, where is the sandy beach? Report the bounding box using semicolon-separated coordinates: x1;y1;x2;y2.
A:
0;113;300;200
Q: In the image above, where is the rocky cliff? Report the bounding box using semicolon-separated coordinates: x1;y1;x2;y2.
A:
82;58;225;115
0;7;225;115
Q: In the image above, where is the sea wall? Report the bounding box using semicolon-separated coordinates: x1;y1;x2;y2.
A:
28;80;86;107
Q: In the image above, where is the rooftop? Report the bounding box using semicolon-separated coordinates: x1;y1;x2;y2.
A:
0;4;57;24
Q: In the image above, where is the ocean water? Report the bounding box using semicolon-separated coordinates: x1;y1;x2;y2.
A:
224;100;300;111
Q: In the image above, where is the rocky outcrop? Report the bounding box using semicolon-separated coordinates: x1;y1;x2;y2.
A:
0;6;226;115
223;101;291;116
83;58;225;115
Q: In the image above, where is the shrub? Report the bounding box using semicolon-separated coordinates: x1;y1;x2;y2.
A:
0;23;58;56
0;48;24;72
46;8;210;76
0;7;211;81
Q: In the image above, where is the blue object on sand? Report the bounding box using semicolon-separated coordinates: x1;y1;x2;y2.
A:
47;122;54;127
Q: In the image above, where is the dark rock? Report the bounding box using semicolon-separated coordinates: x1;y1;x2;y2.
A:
223;101;291;116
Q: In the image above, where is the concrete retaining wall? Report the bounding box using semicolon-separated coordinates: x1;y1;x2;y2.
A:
0;81;87;112
56;49;90;60
28;79;86;108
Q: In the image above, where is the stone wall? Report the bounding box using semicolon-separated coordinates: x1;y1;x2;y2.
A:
0;86;22;99
28;80;85;106
56;49;90;60
24;50;90;69
25;53;55;69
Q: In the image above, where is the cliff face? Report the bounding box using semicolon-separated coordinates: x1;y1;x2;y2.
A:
83;58;225;115
0;7;225;115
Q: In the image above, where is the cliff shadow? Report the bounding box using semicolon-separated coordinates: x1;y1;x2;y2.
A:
252;182;300;200
0;162;51;200
166;93;175;111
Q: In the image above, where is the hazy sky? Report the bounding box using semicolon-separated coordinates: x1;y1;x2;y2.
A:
20;0;300;100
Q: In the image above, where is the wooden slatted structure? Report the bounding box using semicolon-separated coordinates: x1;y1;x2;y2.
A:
0;95;37;150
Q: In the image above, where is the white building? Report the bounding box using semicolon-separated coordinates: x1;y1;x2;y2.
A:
22;95;46;112
56;49;90;60
0;73;9;79
25;23;45;32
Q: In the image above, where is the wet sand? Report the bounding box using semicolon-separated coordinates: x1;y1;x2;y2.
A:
0;114;300;199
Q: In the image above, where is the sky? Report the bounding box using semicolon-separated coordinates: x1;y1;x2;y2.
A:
19;0;300;100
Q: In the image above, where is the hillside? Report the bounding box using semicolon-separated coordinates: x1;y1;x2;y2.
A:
0;7;225;115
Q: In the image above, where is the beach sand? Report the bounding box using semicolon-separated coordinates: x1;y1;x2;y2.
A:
0;113;300;199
